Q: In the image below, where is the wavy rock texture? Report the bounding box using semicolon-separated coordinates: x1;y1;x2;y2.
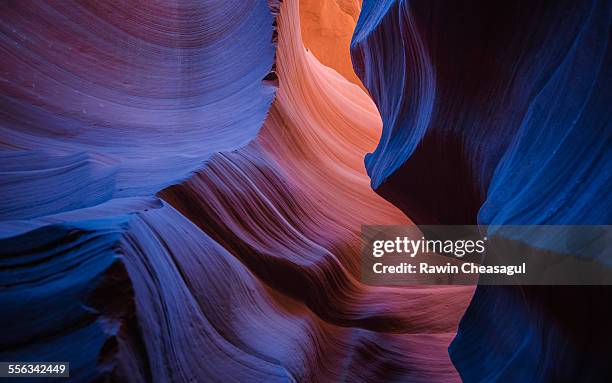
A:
352;0;612;381
0;0;277;220
162;1;473;381
1;0;473;382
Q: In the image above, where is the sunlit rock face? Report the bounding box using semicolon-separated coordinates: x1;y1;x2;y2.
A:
352;0;612;381
299;0;365;88
0;0;473;382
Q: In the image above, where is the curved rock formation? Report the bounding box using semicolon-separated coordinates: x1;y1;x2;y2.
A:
352;0;612;381
161;1;472;381
1;0;473;382
0;0;277;219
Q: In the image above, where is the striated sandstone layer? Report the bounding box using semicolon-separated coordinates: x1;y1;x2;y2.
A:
161;1;472;381
0;0;473;382
0;0;278;220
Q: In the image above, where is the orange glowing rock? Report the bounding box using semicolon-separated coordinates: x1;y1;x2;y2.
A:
299;0;366;89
